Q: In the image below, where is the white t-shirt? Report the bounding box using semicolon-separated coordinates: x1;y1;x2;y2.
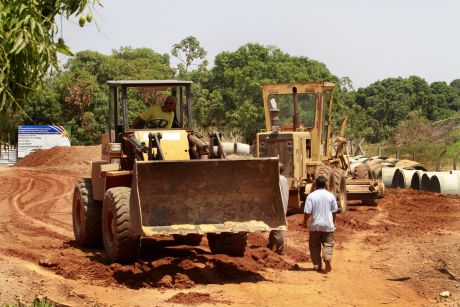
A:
304;189;338;232
279;175;289;214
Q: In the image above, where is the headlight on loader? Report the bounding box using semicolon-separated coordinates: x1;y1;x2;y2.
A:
110;143;122;152
110;158;120;165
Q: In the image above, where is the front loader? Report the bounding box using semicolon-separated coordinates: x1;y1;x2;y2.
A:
255;82;384;213
72;80;286;263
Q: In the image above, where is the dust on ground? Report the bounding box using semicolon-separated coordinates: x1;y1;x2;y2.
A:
0;146;459;306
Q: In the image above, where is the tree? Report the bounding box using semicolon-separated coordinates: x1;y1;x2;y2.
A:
24;47;175;145
171;36;208;78
0;0;99;142
201;43;338;142
449;79;460;111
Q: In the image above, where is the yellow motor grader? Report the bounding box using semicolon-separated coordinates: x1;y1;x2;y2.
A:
72;80;286;263
255;82;384;212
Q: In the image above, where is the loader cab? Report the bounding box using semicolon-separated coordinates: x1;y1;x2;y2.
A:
107;80;194;143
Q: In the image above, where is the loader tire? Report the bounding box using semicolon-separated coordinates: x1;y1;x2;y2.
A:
207;232;248;257
173;234;203;246
72;179;102;247
315;166;334;192
102;187;141;263
332;169;348;213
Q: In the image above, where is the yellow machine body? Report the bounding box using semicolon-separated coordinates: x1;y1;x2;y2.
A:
256;82;384;210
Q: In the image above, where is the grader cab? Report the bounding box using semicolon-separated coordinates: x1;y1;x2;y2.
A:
72;80;287;263
255;82;384;212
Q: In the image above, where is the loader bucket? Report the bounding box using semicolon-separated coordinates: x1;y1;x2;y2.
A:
129;158;287;236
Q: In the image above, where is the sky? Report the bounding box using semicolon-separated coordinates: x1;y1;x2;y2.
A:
61;0;460;89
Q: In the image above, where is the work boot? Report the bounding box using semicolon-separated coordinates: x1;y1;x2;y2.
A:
313;265;322;272
324;260;332;272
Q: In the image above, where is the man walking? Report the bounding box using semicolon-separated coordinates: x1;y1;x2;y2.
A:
303;176;338;273
267;163;289;255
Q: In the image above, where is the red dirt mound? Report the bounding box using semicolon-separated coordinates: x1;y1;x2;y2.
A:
44;234;299;290
166;291;232;305
15;146;101;173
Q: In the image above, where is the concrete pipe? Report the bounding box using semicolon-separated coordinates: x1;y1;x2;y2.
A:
450;170;460;181
366;160;385;180
348;157;358;164
392;169;418;189
365;159;384;168
382;166;398;188
357;157;370;163
371;156;388;160
350;162;364;174
395;159;427;171
421;172;439;191
429;173;460;194
382;162;395;167
386;158;400;164
410;170;425;190
350;162;371;179
213;142;250;155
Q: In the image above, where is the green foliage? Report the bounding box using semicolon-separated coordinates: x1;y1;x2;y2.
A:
23;47;174;145
111;47;173;80
0;0;98;142
171;36;208;78
3;296;54;307
348;76;460;142
392;110;432;145
199;43;337;142
6;26;460;146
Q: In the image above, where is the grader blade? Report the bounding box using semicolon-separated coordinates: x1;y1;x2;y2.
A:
346;178;385;201
130;158;287;236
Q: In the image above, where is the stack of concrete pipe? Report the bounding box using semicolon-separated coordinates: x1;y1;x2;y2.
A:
348;155;460;194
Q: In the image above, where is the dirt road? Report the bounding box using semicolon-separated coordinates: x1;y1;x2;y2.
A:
0;157;459;306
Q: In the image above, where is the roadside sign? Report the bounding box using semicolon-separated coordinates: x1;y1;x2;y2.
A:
17;125;71;159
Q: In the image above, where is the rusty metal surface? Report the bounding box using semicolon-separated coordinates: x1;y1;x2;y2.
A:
131;158;287;236
258;134;294;178
346;178;384;201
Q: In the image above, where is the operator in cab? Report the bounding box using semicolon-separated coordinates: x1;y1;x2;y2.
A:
132;95;177;129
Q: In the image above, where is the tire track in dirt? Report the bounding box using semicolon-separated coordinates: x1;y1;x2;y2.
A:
9;172;74;237
19;173;74;230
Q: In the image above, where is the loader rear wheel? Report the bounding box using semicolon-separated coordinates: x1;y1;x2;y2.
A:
102;187;141;263
173;234;203;246
72;179;102;247
315;166;334;192
207;232;248;257
332;169;348;213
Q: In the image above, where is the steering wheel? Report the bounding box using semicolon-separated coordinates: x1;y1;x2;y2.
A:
145;118;169;128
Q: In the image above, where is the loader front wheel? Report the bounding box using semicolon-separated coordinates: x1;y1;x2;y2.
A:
207;232;248;257
332;169;348;213
173;234;203;246
72;179;102;247
102;187;141;263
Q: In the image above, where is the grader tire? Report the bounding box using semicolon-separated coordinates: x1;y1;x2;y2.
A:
332;169;348;213
72;179;102;247
207;232;248;257
102;187;141;263
173;234;203;246
315;166;334;192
